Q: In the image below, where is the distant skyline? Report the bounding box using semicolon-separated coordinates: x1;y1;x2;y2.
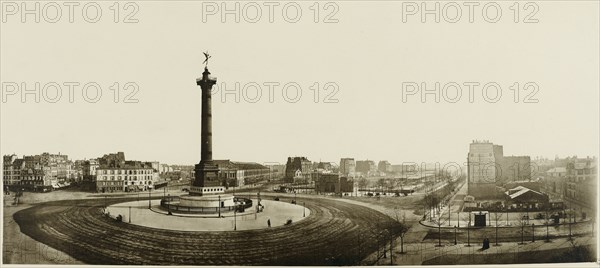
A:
1;148;596;167
1;2;598;167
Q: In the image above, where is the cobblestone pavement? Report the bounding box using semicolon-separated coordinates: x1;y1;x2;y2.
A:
12;196;401;265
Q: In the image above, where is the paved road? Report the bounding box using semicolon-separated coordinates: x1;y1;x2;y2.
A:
13;195;401;265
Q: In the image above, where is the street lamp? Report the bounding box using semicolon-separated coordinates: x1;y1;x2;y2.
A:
521;220;525;244
454;225;457;245
234;200;237;231
148;189;151;209
467;222;471;247
531;223;535;242
303;201;306;217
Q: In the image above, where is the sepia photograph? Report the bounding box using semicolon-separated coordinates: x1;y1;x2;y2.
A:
1;1;599;267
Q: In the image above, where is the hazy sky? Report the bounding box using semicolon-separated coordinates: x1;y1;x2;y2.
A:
1;2;598;166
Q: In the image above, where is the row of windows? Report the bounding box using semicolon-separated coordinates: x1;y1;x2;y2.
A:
202;187;222;192
574;169;596;175
101;175;153;181
100;187;121;191
100;181;152;186
99;169;153;175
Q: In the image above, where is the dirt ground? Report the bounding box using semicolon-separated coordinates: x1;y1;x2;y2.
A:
3;200;82;264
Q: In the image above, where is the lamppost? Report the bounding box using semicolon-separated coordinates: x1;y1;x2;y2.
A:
569;210;573;240
234;200;237;231
531;223;535;242
148;189;151;209
303;201;306;217
218;195;221;217
128;206;131;223
454;225;457;245
467;222;471;247
437;221;442;247
521;220;525;244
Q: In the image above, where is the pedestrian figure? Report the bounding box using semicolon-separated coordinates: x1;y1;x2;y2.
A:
482;238;490;250
267;218;271;227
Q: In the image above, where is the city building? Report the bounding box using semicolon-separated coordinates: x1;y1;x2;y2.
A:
82;159;99;182
355;160;376;176
467;141;503;187
2;154;21;187
339;158;356;177
504;186;550;211
72;160;84;183
2;152;75;191
498;156;532;183
467;140;532;200
313;162;336;172
265;164;286;180
540;156;597;207
546;167;567;178
391;163;418;174
284;157;312;183
565;158;597;206
213;160;270;187
94;152;159;193
378;160;392;174
159;164;174;173
315;173;354;194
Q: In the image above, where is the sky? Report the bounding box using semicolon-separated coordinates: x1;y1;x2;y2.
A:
1;1;599;166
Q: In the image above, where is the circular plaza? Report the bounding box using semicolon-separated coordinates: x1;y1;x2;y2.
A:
13;195;402;265
106;198;310;231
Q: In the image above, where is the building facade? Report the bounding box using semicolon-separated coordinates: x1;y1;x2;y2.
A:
3;153;75;191
467;141;532;200
3;154;21;187
284;157;312;183
315;173;354;194
391;163;418;174
565;159;597;206
378;160;392;173
94;152;159;193
356;160;376;176
214;160;270;187
339;158;356;177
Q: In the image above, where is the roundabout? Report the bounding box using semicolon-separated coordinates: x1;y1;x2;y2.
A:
13;195;402;265
106;198;310;231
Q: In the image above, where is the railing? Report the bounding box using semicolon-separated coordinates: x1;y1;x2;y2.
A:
159;196;253;214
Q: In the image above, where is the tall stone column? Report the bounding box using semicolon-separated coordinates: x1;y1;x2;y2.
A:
191;67;220;196
198;67;215;162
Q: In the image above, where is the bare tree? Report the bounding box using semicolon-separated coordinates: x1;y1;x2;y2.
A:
516;212;529;244
393;208;410;254
543;207;553;242
491;211;503;246
460;211;472;246
566;208;575;240
432;212;447;247
357;177;369;195
376;178;386;193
